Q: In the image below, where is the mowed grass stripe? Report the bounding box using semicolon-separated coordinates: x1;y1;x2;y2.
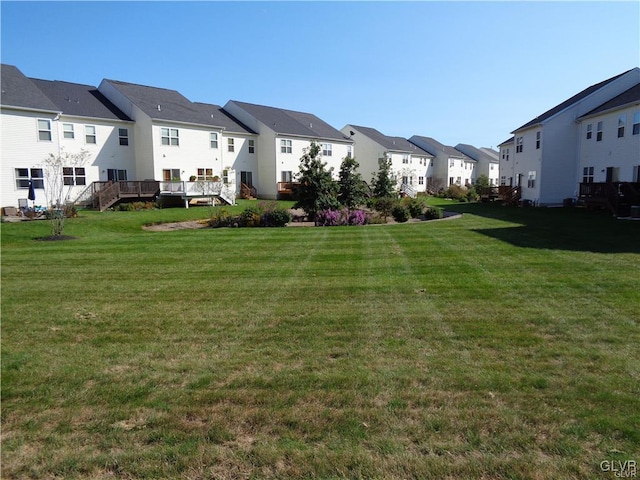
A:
2;203;639;479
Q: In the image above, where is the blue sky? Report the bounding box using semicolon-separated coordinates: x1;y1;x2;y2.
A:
2;1;638;149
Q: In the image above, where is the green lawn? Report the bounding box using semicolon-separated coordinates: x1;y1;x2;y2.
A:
2;201;639;479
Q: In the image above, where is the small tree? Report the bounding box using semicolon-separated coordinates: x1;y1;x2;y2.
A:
475;174;490;189
338;156;368;212
293;140;339;220
42;148;91;237
371;154;395;198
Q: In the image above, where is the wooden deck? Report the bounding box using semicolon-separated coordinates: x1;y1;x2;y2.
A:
579;182;640;217
92;181;160;211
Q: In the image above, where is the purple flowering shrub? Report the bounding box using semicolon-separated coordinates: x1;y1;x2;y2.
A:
316;209;369;226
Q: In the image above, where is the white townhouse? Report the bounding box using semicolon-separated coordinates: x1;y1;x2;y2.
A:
98;80;257;194
0;64;134;208
454;144;500;186
576;83;640;185
223;100;354;200
497;137;515;187
408;136;475;190
508;67;639;205
340;124;434;195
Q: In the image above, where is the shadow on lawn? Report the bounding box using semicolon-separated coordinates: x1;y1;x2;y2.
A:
443;202;640;254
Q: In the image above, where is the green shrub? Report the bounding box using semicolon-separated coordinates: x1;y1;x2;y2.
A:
424;207;443;220
391;205;410;223
402;197;425;218
209;208;234;228
261;208;291;227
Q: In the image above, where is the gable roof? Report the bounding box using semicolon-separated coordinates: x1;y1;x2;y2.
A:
30;78;131;121
498;136;515;147
0;64;59;112
103;79;223;127
513;69;636;132
410;135;473;161
227;100;350;142
349;125;432;156
578;82;640;120
191;102;255;134
455;143;498;163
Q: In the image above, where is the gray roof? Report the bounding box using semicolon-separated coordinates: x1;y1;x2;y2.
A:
1;64;59;112
513;69;636;132
30;78;131;121
349;125;432;156
104;79;234;128
455;144;498;163
578;83;640;119
191;102;255;134
227;100;350;142
409;135;473;161
498;136;515;146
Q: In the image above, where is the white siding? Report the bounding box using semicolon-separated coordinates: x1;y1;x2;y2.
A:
1;109;134;207
578;105;640;183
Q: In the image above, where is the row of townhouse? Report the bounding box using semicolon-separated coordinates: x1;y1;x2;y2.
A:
498;67;640;207
1;63;499;209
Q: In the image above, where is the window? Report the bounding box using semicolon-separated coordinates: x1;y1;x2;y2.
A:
280;139;292;153
596;121;603;141
210;132;218;148
500;176;507;186
419;176;424;185
527;171;536;188
402;154;409;164
15;168;44;189
586;124;593;139
63;123;74;139
281;171;293;182
582;166;594;183
197;168;213;180
107;169;127;181
322;143;332;156
502;148;510;161
618;115;626;138
456;177;461;185
634;165;640;182
85;125;96;144
119;128;129;146
516;136;523;153
536;131;541;149
38;119;52;141
222;169;229;184
161;127;179;146
633;112;640;135
449;177;454;186
430;159;434;167
449;159;455;168
347;146;352;158
248;139;255;154
63;167;86;186
402;176;408;185
228;138;235;152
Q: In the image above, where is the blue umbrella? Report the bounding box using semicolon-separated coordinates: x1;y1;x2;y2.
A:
28;180;36;205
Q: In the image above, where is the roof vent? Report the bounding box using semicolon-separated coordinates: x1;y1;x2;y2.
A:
309;122;313;128
157;104;161;111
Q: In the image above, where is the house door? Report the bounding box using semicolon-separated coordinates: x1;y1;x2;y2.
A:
516;174;523;187
606;167;619;183
107;169;127;182
163;169;181;181
241;171;253;187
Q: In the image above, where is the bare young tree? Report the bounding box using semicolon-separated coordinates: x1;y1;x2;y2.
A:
42;148;91;237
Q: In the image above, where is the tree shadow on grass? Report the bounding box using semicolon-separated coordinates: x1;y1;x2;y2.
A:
443;202;640;254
